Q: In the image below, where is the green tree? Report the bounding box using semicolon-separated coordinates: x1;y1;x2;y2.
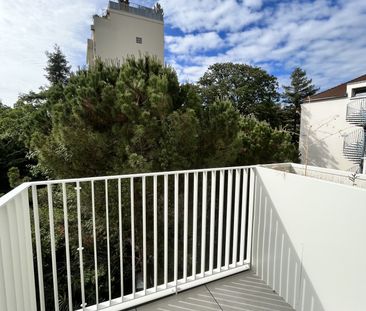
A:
238;117;298;164
45;44;71;86
282;67;319;145
14;56;298;309
198;63;282;127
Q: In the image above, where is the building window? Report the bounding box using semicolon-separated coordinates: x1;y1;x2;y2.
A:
352;86;366;97
136;37;142;44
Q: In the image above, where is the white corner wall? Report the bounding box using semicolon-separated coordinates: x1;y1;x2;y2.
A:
300;98;359;171
253;166;366;311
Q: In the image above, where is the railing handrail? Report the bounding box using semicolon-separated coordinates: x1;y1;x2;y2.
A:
23;165;257;186
350;95;366;101
0;182;31;208
0;165;258;207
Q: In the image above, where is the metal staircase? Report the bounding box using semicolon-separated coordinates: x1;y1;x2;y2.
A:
344;98;366;167
346;98;366;126
343;128;365;164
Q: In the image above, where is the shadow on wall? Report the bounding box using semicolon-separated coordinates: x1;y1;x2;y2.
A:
252;172;325;311
300;106;338;169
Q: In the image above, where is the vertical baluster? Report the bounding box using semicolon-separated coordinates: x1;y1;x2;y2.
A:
62;183;73;310
20;190;37;311
105;180;111;303
217;170;225;271
209;171;216;274
174;174;179;286
246;169;256;263
192;172;198;279
118;179;123;301
200;171;207;276
142;176;147;294
48;184;60;311
225;170;233;269
91;181;99;308
239;169;248;264
130;178;136;297
153;175;158;291
76;182;85;309
183;173;188;282
232;169;241;267
32;186;45;311
164;175;168;288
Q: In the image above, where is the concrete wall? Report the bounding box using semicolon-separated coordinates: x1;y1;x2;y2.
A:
299;97;358;171
264;163;366;189
91;8;164;64
253;166;366;311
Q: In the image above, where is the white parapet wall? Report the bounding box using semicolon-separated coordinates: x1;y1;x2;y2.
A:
253;166;366;311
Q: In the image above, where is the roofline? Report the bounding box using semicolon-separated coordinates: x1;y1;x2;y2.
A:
305;95;347;103
310;73;366;101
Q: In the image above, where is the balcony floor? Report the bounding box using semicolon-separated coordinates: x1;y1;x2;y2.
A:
131;271;294;311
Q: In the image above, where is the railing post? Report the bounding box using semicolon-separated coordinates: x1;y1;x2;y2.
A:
0;186;37;311
246;168;256;266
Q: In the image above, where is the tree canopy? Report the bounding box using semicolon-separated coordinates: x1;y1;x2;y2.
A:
198;63;282;127
45;44;71;86
0;51;301;309
30;57;297;181
282;67;319;144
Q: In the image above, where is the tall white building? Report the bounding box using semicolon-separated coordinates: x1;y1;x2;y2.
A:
87;1;164;65
300;75;366;172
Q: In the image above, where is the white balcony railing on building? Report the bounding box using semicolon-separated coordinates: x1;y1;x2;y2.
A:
346;97;366;127
0;166;255;311
108;1;164;22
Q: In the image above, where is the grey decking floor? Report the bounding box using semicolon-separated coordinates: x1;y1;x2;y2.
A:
131;271;295;311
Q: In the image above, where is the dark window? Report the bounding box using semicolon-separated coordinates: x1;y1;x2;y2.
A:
136;37;142;44
353;86;366;97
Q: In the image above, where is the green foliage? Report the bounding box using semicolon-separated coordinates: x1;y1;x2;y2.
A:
45;44;71;86
239;117;298;164
282;67;319;145
1;53;299;308
0;103;35;193
198;62;282;127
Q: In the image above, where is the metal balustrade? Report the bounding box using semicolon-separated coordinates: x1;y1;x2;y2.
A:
343;127;366;164
108;1;164;22
346;97;366;126
0;166;255;311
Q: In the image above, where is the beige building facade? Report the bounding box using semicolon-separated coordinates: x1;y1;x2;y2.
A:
87;1;164;65
300;75;366;172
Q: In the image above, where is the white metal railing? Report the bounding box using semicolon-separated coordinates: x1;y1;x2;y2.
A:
108;1;164;21
0;166;256;311
343;127;366;164
346;97;366;126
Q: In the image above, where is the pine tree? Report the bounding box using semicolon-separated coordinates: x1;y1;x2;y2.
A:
282;67;318;144
44;44;71;85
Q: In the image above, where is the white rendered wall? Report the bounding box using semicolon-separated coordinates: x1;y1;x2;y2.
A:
300;98;358;171
92;9;164;64
254;166;366;311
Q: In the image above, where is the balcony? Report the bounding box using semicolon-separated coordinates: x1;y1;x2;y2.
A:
1;164;366;311
108;1;164;22
346;97;366;127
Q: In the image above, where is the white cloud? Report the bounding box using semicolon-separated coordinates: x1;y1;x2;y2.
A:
159;0;263;32
164;0;366;91
0;0;105;105
166;32;224;54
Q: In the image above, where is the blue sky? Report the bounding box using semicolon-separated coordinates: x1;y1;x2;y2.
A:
1;0;366;105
